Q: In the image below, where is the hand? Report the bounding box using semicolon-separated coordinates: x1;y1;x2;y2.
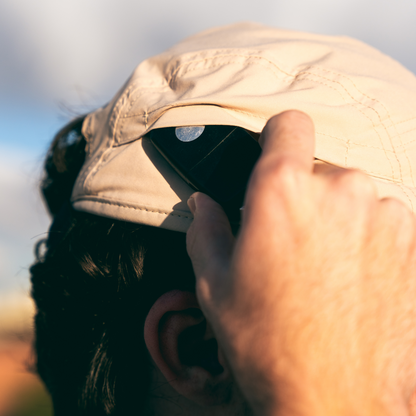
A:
186;111;416;416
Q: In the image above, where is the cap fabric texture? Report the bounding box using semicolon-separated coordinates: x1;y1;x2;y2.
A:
72;22;416;232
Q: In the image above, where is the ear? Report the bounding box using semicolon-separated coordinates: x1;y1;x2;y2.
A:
144;290;231;406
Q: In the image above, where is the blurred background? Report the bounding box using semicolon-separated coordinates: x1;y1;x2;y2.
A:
1;0;416;414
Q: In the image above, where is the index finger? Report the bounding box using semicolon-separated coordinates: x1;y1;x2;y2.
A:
239;110;316;229
258;110;316;173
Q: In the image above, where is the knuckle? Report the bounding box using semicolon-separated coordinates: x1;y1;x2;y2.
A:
330;169;375;196
273;109;311;124
250;158;307;206
264;110;312;133
255;157;300;187
270;158;297;178
380;197;413;219
379;198;416;247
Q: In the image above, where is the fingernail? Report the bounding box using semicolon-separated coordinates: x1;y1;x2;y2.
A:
187;196;196;215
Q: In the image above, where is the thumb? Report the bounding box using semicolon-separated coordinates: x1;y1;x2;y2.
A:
186;192;235;285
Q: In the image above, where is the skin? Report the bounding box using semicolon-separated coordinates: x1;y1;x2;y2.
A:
186;110;416;416
143;291;254;415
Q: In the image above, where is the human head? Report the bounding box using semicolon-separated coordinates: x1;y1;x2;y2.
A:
31;21;416;415
31;118;252;415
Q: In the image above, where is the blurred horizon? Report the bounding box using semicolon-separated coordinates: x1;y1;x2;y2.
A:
1;0;416;302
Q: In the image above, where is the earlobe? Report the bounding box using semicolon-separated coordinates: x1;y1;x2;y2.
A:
144;290;230;405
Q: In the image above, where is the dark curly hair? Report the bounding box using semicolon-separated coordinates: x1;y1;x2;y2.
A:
30;117;196;415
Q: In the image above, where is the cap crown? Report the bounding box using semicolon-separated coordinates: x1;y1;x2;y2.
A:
73;22;416;231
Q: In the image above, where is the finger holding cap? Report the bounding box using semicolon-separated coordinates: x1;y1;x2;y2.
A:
241;111;316;229
258;110;316;174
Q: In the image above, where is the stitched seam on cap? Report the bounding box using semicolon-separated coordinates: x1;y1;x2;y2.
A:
315;66;409;185
408;186;416;209
118;85;170;120
118;85;169;122
125;102;271;121
75;198;193;219
394;116;416;127
302;73;395;176
317;132;392;151
320;67;414;187
318;131;416;151
84;83;143;194
117;85;168;142
398;183;415;211
171;58;285;85
73;115;96;189
300;70;397;179
118;85;169;127
344;138;350;168
311;66;414;200
393;131;416;146
317;132;402;180
167;53;292;85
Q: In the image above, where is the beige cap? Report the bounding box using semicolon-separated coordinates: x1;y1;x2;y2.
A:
72;22;416;233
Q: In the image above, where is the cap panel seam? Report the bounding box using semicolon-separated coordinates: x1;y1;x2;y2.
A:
315;65;413;187
74;115;99;193
317;130;416;150
83;82;150;195
73;198;193;219
299;69;397;180
316;132;403;181
167;53;294;86
124;102;270;121
393;130;416;145
393;115;416;127
116;84;170;142
317;132;393;151
398;183;415;211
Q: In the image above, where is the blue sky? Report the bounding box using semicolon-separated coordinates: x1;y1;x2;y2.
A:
1;0;416;296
